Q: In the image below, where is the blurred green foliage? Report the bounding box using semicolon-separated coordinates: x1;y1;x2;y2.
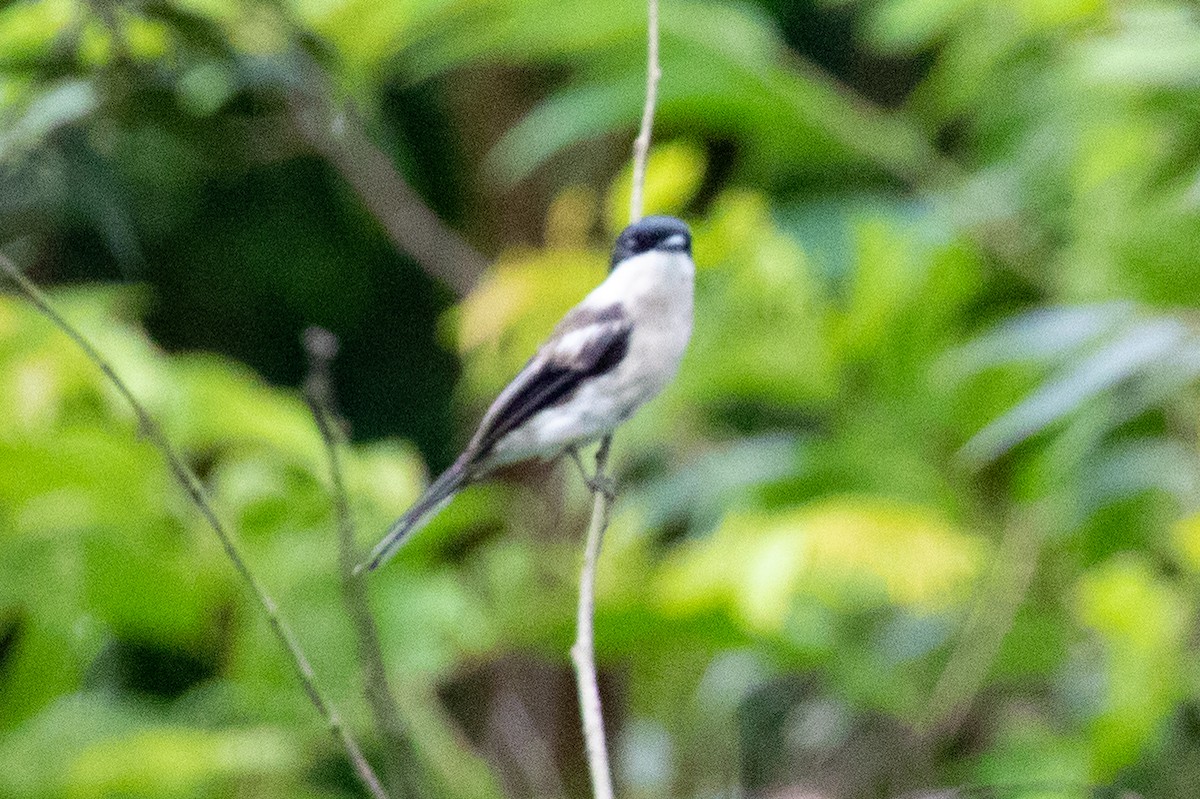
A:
5;0;1200;797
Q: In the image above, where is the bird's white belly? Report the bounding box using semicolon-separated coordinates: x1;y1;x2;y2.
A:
485;366;644;466
489;323;689;465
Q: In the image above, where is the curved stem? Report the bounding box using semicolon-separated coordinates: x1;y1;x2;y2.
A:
0;256;389;799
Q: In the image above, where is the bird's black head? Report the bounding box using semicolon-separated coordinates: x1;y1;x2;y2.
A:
610;215;692;270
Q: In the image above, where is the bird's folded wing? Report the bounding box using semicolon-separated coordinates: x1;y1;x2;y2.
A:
466;303;632;458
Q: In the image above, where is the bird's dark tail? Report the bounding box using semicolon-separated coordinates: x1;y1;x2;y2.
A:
356;458;470;574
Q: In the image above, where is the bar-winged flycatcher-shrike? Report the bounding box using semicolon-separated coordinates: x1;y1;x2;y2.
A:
360;215;694;573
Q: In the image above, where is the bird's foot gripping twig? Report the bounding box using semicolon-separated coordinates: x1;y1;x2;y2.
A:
567;447;616;500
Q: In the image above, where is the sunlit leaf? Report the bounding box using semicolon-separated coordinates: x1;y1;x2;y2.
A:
68;726;297;797
1171;512;1200;574
170;355;323;464
867;0;975;54
1076;6;1200;89
0;0;73;67
658;497;987;633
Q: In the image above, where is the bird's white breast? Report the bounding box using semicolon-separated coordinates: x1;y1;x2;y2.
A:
596;248;695;405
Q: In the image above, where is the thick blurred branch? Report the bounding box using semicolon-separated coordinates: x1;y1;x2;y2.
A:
0;255;390;799
286;73;487;297
492;687;568;798
304;327;423;798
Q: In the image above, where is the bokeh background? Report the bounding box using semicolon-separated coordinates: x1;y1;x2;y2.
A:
4;0;1200;797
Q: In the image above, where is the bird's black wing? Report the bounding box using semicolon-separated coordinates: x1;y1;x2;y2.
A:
466;303;631;459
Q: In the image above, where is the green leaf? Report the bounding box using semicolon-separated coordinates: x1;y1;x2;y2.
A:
0;78;96;162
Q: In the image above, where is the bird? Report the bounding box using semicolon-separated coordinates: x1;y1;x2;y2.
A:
358;214;695;574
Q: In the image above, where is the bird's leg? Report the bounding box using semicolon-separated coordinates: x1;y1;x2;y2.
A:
566;446;616;500
567;446;590;482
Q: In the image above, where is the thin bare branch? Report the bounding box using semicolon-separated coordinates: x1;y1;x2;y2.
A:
573;3;662;797
571;436;616;799
628;0;661;224
303;327;424;798
0;256;389;799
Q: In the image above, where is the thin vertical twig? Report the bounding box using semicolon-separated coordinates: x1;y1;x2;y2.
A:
571;438;616;799
573;2;662;797
628;0;661;224
303;327;423;798
0;256;390;799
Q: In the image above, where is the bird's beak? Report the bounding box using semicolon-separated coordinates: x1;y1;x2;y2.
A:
662;233;688;251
